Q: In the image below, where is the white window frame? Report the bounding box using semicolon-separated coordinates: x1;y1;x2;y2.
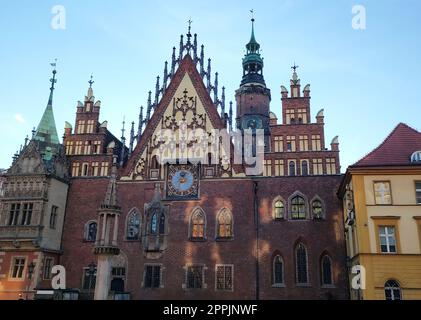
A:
379;226;397;253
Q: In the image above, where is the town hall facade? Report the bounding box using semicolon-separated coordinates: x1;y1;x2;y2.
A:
0;19;348;300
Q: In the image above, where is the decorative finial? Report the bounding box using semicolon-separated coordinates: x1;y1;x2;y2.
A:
50;59;58;91
88;74;94;88
187;17;193;36
291;62;299;73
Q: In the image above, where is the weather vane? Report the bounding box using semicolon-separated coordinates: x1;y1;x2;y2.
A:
50;59;57;89
187;17;193;35
250;9;254;21
291;62;299;72
88;73;94;88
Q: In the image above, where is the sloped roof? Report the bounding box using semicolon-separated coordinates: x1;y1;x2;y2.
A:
123;55;226;176
351;123;421;167
34;93;60;146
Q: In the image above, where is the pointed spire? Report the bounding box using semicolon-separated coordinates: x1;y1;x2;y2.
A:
120;119;126;167
137;105;144;141
146;91;152;121
221;86;226;116
129;121;135;155
102;156;120;209
34;61;60;146
163;61;168;92
246;11;260;53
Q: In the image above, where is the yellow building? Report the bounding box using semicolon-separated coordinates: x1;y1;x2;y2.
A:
339;123;421;300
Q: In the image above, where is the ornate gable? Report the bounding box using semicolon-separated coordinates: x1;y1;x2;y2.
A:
122;55;234;180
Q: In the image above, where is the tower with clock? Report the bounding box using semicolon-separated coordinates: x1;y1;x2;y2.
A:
235;17;271;154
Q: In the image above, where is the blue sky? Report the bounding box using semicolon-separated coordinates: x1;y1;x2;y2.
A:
1;0;420;170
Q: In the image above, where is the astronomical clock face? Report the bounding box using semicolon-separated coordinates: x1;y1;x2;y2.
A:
166;164;200;200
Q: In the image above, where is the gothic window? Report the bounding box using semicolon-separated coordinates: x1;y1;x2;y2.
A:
321;255;333;286
295;243;308;284
126;209;141;240
216;265;233;291
159;214;165;235
273;199;285;220
289;161;296;176
186;265;204;289
144;265;161;288
312;200;324;220
301;160;309;176
273;255;284;285
190;208;206;240
385;280;402;300
291;195;306;220
150;212;158;235
217;209;233;239
85;221;97;242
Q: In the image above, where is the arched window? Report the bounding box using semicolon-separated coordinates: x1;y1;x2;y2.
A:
301;160;308;176
159;214;165;235
289;161;296;176
217;209;233;239
126;210;141;240
191;209;206;239
321;255;333;286
273;255;284;285
85;221;97;242
295;243;308;284
150;212;158;235
312;200;324;219
273;200;285;220
385;280;401;300
291;195;306;220
411;151;421;163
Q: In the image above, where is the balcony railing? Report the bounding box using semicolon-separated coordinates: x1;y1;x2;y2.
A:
0;225;43;240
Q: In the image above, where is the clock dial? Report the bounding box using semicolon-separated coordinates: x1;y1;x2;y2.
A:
166;164;199;200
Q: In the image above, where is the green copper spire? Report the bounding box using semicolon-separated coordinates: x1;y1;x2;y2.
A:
34;62;60;149
246;16;260;53
241;13;265;86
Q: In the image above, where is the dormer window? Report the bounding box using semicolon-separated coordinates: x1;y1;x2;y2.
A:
411;151;421;163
